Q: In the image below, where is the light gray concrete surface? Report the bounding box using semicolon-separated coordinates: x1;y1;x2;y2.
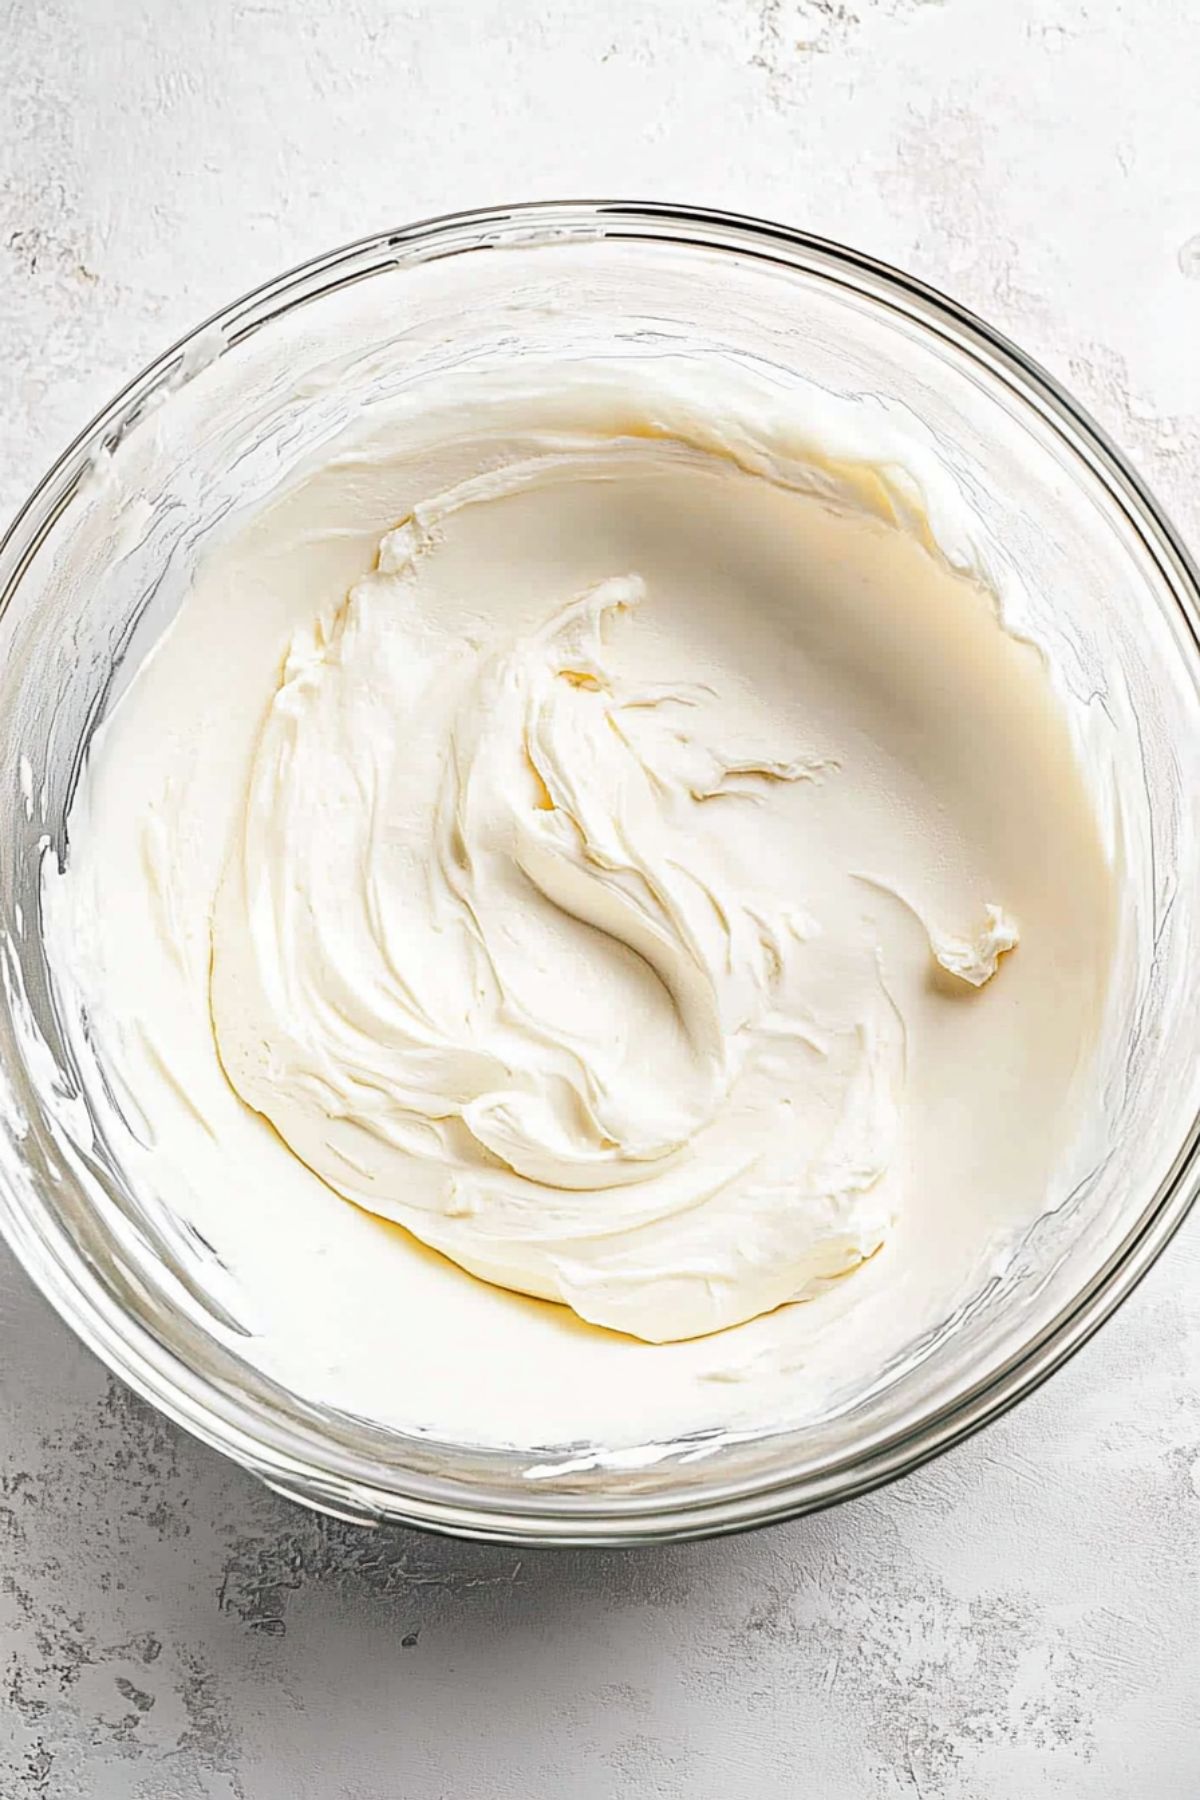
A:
3;2;1200;1794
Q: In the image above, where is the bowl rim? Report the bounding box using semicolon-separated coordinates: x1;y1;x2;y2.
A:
3;197;1200;1546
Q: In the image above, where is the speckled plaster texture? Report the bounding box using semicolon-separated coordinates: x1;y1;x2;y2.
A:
2;1;1200;1794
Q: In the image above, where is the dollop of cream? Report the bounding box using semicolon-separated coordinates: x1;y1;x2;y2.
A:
930;904;1020;988
212;509;905;1343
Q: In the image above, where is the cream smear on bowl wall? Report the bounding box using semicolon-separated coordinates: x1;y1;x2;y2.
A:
38;260;1119;1467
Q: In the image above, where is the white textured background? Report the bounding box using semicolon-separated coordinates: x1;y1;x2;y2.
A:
3;2;1200;1795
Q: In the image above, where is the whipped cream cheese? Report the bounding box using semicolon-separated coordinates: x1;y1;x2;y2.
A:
46;354;1115;1450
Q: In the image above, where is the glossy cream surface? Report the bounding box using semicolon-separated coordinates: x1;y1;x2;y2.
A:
46;357;1115;1451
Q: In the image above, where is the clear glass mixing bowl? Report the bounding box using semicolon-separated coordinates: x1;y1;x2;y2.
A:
2;202;1199;1545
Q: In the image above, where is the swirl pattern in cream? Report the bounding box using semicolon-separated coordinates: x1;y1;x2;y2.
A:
211;508;903;1342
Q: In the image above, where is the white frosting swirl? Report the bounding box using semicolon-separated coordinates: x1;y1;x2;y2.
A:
212;490;905;1342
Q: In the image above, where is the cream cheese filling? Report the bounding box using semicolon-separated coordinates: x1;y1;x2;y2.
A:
46;356;1114;1449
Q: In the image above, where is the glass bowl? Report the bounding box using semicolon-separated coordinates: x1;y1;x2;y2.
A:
2;201;1199;1545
